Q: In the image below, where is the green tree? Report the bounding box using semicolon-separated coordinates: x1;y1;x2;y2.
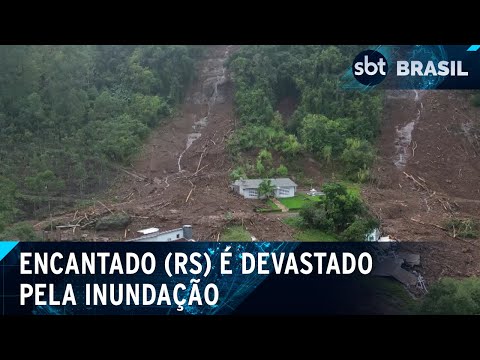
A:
418;277;480;315
299;202;334;231
322;145;333;164
0;45;197;218
322;182;363;232
276;164;288;176
0;222;40;241
230;166;247;181
341;138;375;180
255;149;274;177
258;179;276;199
0;176;17;232
282;134;302;158
299;182;364;233
227;45;382;181
257;149;273;166
256;160;266;178
235;88;274;125
128;94;171;127
341;218;379;241
299;114;347;157
25;170;65;195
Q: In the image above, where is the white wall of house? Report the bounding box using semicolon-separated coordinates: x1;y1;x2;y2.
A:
238;186;296;199
274;186;296;198
242;188;259;199
133;228;184;242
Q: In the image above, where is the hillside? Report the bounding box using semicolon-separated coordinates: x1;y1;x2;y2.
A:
1;45;479;283
363;90;480;281
34;45;295;241
0;45;199;231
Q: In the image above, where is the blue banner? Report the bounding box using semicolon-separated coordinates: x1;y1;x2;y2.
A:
0;241;410;315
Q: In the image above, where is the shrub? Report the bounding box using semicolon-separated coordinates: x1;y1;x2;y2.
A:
341;218;379;241
0;222;41;241
230;166;246;181
445;218;479;239
95;214;131;230
418;277;480;315
276;164;288;176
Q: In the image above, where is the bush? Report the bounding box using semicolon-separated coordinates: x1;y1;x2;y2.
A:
0;222;41;241
445;218;479;239
230;166;246;181
299;202;334;232
95;214;131;230
418;277;480;315
341;218;379;241
341;138;375;180
0;176;18;232
276;164;288;176
356;166;371;183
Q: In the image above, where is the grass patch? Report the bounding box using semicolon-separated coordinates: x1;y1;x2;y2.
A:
278;194;322;211
266;199;280;210
221;225;252;241
283;216;339;242
340;181;361;197
293;229;339;241
256;200;281;213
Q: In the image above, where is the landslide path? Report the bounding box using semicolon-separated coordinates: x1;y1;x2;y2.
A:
38;45;294;241
363;90;480;280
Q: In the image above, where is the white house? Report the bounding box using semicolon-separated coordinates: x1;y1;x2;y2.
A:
231;178;297;199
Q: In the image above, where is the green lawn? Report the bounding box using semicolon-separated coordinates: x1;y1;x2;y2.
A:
283;216;339;242
278;194;322;210
256;199;281;213
266;199;280;210
221;226;252;241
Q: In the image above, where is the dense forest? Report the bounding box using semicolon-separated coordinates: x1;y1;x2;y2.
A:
0;45;201;232
0;45;384;236
227;45;383;183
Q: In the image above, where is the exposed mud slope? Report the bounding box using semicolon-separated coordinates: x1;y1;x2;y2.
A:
38;45;295;241
363;90;480;281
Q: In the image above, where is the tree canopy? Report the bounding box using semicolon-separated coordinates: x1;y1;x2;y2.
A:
0;45;200;224
227;45;382;182
418;277;480;315
299;182;377;239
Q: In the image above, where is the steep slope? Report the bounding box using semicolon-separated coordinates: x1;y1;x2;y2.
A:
37;45;294;241
363;90;480;280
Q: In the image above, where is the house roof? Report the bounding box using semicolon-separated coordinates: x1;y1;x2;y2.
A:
233;178;297;189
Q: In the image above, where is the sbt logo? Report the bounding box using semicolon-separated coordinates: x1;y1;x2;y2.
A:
352;50;388;86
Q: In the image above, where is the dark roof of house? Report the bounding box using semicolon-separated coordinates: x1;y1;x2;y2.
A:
233;178;297;189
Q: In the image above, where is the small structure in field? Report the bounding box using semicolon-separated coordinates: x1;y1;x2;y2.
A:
231;178;297;199
130;225;194;242
307;188;324;196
